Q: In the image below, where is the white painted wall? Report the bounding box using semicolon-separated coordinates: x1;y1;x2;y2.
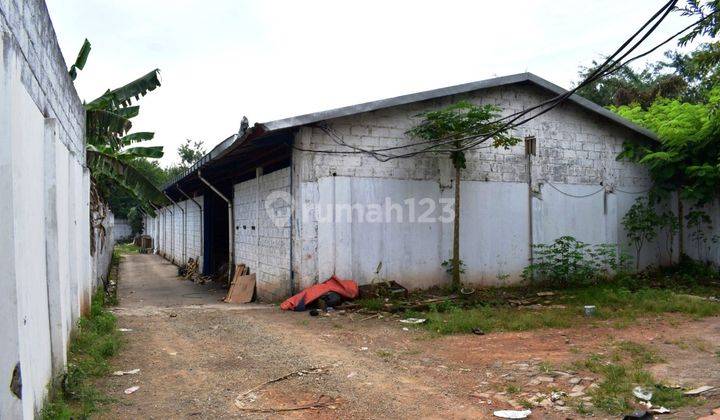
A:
290;82;675;290
113;218;133;242
0;3;103;417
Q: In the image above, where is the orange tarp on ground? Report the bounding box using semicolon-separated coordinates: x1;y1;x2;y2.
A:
280;275;359;311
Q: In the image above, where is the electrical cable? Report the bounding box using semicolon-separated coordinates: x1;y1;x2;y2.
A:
544;181;606;198
293;1;714;162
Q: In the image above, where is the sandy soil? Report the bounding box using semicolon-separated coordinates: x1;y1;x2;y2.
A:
95;254;720;419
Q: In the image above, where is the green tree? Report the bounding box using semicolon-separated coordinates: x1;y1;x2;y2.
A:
407;101;520;290
69;39;167;216
575;60;687;108
622;197;659;270
613;87;720;204
165;139;206;180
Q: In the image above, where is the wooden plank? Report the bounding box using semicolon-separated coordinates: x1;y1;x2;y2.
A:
225;273;256;304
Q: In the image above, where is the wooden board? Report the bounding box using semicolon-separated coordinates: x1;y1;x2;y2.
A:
225;273;255;304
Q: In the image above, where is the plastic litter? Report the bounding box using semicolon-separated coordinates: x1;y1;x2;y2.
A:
117;328;133;332
584;305;597;317
472;327;485;335
633;386;653;401
649;406;670;414
124;386;140;395
399;318;427;324
112;368;140;376
493;409;532;419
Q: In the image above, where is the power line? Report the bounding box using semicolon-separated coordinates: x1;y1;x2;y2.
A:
294;0;711;161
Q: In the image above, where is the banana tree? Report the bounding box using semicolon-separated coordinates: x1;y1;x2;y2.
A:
70;39;168;215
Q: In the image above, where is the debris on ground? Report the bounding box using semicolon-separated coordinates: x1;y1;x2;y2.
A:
281;276;359;311
399;318;427;324
234;366;332;411
493;409;532;418
583;305;596;316
124;386;140;395
622;410;652;420
358;277;408;299
472;327;485;335
112;368;140;376
684;385;715;396
235;395;337;413
117;328;133;332
649;406;670;414
632;386;653;401
536;291;555;297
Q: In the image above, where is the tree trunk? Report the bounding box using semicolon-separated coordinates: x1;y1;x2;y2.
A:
452;165;461;291
677;191;684;259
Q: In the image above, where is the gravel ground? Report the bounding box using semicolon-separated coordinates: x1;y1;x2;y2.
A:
95;254;720;419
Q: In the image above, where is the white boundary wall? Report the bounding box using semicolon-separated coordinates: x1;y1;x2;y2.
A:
113;218;132;242
0;2;106;417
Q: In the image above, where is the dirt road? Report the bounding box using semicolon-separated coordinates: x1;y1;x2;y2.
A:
97;254;720;419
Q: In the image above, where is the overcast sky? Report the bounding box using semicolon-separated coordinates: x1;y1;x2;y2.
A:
46;1;699;166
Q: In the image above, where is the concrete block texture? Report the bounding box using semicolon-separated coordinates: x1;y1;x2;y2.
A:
233;167;291;301
0;3;96;418
145;196;204;272
289;82;716;290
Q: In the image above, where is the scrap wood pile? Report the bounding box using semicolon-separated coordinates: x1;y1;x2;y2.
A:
179;257;212;284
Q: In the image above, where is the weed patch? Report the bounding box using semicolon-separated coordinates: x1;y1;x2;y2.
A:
420;284;720;335
114;242;140;255
572;341;690;415
41;291;122;419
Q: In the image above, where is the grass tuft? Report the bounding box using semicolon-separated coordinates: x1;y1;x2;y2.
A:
42;291;122;419
421;285;720;335
572;341;689;415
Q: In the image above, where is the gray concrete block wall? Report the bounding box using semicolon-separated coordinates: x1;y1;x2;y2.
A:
0;2;91;417
233;167;291;301
291;83;658;289
293;84;651;188
185;196;204;270
0;0;85;162
144;196;204;272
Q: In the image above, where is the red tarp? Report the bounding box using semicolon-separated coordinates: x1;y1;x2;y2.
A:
280;275;359;311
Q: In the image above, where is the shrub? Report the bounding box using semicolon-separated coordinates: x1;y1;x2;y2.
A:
523;236;627;286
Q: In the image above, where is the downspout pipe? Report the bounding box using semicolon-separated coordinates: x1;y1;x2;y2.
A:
150;203;162;254
198;170;234;284
177;185;203;263
164;204;175;263
164;192;186;264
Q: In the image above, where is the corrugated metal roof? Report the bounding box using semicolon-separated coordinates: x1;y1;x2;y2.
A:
163;72;657;192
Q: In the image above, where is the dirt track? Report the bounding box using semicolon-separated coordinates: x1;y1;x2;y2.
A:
96;254;720;419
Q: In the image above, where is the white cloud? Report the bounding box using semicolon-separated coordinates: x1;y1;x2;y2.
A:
46;0;700;166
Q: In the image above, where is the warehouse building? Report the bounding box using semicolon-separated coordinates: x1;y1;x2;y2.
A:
145;72;720;301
